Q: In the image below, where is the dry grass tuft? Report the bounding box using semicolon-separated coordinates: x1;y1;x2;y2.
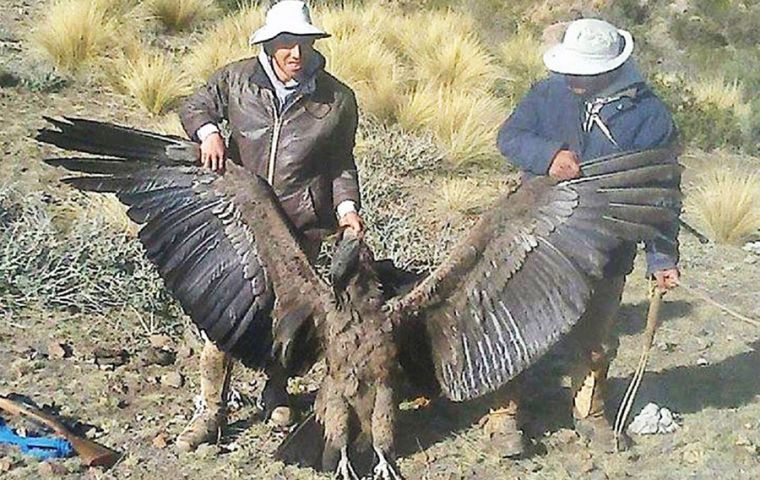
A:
426;177;500;221
120;50;193;115
689;166;760;244
412;34;498;93
399;87;507;168
321;33;403;123
499;30;546;99
183;3;263;82
147;0;217;32
689;75;752;130
150;112;187;137
31;0;116;74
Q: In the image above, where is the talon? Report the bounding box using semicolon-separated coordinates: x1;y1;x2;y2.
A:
335;446;360;480
373;447;404;480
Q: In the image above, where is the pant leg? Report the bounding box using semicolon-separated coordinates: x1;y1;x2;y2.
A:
570;275;626;418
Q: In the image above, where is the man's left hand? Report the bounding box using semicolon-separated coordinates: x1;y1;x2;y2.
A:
654;268;679;290
339;212;364;236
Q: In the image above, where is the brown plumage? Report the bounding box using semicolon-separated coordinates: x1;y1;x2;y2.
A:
37;117;681;479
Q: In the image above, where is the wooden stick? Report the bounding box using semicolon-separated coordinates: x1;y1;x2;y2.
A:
0;396;121;468
613;283;664;451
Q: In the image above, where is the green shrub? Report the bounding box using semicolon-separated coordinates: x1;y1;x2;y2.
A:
652;75;744;152
0;184;180;322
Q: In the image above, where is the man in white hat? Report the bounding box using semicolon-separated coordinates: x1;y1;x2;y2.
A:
491;18;681;454
176;0;364;452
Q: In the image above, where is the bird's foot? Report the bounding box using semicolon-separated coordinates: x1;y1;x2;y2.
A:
373;447;404;480
334;447;360;480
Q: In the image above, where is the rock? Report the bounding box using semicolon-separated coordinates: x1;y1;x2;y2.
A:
47;341;72;359
743;241;760;256
149;334;173;349
177;345;194;359
161;371;184;389
152;433;168;449
628;402;680;435
658;407;679;433
93;348;129;369
140;346;176;367
38;461;68;476
0;457;14;472
554;428;579;444
697;357;709;366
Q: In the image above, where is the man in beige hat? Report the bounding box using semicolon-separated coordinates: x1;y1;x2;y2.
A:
176;0;364;452
489;18;681;455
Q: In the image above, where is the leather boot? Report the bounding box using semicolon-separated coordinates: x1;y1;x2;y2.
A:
480;392;525;458
260;362;295;427
571;356;629;452
176;340;233;452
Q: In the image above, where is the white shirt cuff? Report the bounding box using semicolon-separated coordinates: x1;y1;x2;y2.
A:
336;200;357;219
196;123;220;142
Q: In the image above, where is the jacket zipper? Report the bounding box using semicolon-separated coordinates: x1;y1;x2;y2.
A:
267;95;281;186
266;92;304;186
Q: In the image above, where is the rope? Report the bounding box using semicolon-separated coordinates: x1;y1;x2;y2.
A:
679;281;760;328
613;282;664;452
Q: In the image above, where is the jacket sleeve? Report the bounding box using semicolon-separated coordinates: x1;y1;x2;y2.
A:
328;90;361;211
497;83;565;176
634;100;681;276
179;67;231;141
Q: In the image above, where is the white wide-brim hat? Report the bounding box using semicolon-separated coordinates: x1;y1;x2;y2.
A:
249;0;329;45
543;18;634;75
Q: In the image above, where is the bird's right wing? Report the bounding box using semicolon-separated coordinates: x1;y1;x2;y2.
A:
37;117;331;368
393;147;682;401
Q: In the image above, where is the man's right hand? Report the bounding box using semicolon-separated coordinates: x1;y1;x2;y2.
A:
548;149;581;181
200;132;226;172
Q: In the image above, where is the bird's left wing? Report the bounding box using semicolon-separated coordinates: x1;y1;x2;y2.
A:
393;147;682;401
37;117;330;368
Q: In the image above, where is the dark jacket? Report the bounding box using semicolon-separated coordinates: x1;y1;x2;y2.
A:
497;69;679;277
179;53;361;239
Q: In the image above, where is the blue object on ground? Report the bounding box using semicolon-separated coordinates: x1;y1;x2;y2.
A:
0;415;73;460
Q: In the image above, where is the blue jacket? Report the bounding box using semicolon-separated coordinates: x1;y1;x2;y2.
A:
497;68;679;277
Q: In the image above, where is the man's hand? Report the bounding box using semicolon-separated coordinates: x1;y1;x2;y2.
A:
548;149;581;180
339;211;364;236
654;267;679;291
200;132;226;172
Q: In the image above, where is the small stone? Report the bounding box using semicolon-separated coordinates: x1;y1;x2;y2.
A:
580;459;595;473
697;357;709;366
47;341;72;359
38;461;68;476
161;371;184;389
745;256;758;265
0;457;14;472
149;334;172;349
628;403;660;435
140;346;176;367
177;345;194;359
93;348;129;368
152;433;168;449
555;428;579;444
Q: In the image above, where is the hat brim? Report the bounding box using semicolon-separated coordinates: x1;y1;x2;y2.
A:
543;29;634;75
249;24;330;45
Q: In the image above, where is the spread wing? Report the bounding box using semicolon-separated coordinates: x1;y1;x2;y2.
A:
394;147;682;401
37;117;330;368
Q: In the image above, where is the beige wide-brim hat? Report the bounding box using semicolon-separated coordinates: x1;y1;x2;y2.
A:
543;18;634;75
249;0;329;45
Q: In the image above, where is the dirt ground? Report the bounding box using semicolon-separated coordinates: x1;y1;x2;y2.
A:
1;2;759;479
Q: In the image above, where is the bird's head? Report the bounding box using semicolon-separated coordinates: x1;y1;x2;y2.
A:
330;228;378;306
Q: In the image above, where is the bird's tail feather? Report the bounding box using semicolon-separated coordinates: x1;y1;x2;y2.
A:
275;412;326;470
